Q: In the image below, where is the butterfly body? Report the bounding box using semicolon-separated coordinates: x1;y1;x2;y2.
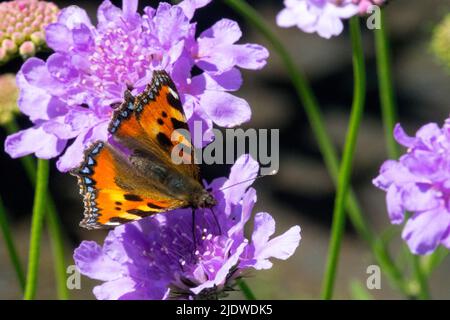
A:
71;71;216;229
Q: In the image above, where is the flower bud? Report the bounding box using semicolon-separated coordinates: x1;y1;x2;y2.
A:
19;40;36;59
0;0;59;64
2;39;17;55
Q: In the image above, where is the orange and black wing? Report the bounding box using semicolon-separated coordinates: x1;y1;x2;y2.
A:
70;141;186;229
109;70;199;180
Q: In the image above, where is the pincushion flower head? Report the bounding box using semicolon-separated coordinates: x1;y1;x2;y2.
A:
74;155;301;300
276;0;386;39
4;0;269;172
373;121;450;255
0;0;59;64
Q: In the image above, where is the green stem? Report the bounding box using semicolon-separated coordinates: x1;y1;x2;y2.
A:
374;10;400;158
424;247;448;277
321;17;366;300
0;195;25;290
374;12;430;298
6;120;69;299
46;200;69;299
225;0;407;295
237;279;256;300
411;255;429;299
24;159;49;300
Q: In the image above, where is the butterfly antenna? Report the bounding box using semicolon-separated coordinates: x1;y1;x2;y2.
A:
209;207;222;235
218;170;278;192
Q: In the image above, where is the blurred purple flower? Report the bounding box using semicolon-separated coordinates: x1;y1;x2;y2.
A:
373;121;450;255
74;155;301;300
5;0;269;172
276;0;359;39
353;0;385;14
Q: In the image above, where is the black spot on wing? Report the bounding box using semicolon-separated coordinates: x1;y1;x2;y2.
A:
166;91;183;113
147;202;164;210
109;217;134;224
126;209;155;217
171;117;187;130
124;194;143;202
157;132;172;150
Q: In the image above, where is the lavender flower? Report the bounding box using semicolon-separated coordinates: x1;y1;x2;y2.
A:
4;0;269;172
276;0;359;39
373;122;450;255
276;0;386;38
0;0;59;63
74;155;301;300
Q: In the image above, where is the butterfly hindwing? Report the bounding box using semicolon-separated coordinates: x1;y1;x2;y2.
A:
71;141;186;229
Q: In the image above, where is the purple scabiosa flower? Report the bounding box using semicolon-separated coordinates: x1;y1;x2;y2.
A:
74;155;301;300
5;0;269;172
373;122;450;255
276;0;359;39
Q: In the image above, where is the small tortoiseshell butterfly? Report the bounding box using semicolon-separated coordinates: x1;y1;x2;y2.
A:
71;71;216;229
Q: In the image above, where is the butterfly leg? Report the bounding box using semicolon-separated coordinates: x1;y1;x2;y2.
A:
209;207;222;235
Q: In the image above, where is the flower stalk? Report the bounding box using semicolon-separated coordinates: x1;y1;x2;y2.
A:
321;16;366;300
24;159;49;300
237;279;256;300
6;120;69;299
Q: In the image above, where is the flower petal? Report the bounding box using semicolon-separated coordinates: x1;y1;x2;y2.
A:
276;8;298;28
190;241;247;295
200;18;242;45
93;277;136;300
251;212;301;269
45;23;73;52
58;5;93;29
5;125;66;159
222;154;259;204
199;91;251;127
232;44;269;70
74;241;125;282
402;208;450;255
178;0;212;20
401;183;440;212
56;120;108;172
394;123;417;148
386;184;404;224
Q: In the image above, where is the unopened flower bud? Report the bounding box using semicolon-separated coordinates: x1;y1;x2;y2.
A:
19;40;36;59
2;38;17;55
30;31;45;46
